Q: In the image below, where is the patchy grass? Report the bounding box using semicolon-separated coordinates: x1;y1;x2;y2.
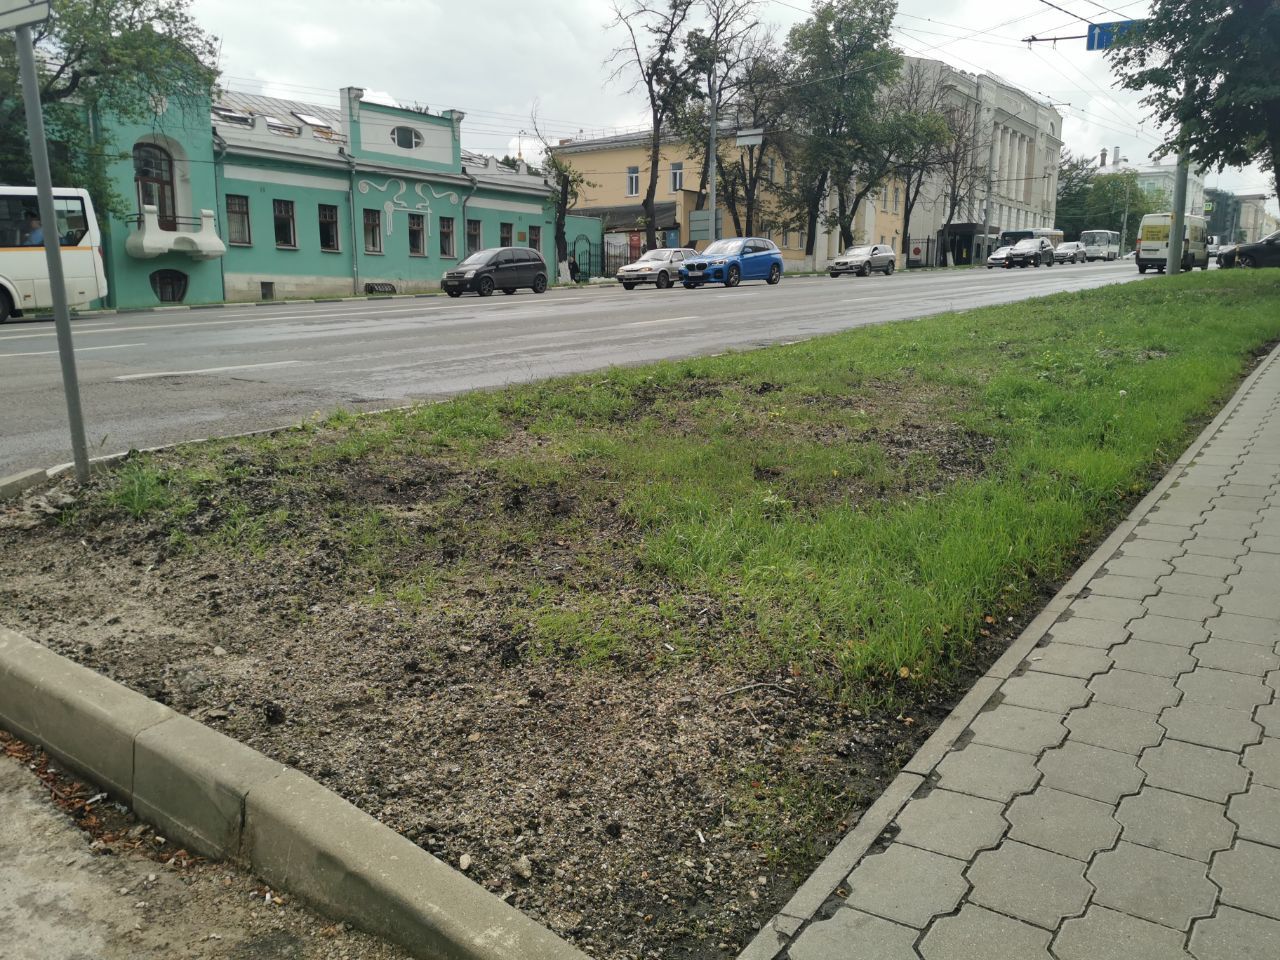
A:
78;271;1280;700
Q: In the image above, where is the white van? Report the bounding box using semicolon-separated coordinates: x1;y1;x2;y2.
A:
1136;213;1210;274
0;186;109;322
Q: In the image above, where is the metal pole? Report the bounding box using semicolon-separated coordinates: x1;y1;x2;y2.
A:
707;65;717;243
16;24;90;482
980;116;996;263
1165;79;1191;275
1119;178;1131;254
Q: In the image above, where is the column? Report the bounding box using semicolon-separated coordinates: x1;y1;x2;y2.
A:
999;128;1011;193
1015;136;1026;206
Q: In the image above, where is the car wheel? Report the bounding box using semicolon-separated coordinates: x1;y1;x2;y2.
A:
682;282;697;289
0;290;12;322
1138;264;1148;274
829;271;841;278
1238;254;1257;269
725;264;740;287
532;274;548;294
622;282;636;290
767;263;781;285
477;276;494;297
883;260;894;276
656;272;671;289
858;263;870;277
502;288;516;295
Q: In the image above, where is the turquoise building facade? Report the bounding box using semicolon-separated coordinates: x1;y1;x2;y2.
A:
94;88;599;309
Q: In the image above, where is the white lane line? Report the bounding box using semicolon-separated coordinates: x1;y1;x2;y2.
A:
0;342;146;359
623;315;701;327
114;360;303;381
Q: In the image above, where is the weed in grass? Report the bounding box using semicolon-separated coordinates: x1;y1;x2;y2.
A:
105;461;173;518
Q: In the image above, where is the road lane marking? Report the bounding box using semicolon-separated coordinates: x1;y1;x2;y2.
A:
0;342;146;359
114;360;303;381
623;315;701;327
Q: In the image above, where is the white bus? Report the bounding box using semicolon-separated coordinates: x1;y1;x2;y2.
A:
1080;229;1120;261
998;226;1064;250
1;186;109;322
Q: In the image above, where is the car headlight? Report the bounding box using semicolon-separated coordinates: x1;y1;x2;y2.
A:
712;258;727;265
464;269;476;278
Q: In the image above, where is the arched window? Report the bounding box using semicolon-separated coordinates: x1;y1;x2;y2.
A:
133;143;176;231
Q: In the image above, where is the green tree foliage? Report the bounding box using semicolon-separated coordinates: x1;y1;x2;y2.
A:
776;0;900;254
1109;1;1280;184
0;0;217;214
1055;149;1097;239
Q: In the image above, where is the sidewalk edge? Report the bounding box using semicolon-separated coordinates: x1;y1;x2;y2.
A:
737;343;1279;960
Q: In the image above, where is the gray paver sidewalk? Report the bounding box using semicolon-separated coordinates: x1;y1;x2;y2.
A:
763;348;1280;959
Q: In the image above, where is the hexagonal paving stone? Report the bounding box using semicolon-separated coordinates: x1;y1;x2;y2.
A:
1048;617;1130;649
1243;737;1280;788
789;907;919;960
1189;906;1280;960
1005;786;1120;861
1140;740;1249;803
1144;593;1221;623
1211;841;1280;920
1088;669;1181;714
1073;594;1147;624
845;843;967;929
892;789;1007;861
968;704;1067;755
1025;644;1112;679
967;840;1092;929
1177;668;1274;710
934;743;1040;802
1038;741;1145;804
1108;640;1197;678
1160;702;1262;752
1065;702;1164;755
1192;637;1280;676
1088;841;1217;930
919;904;1053;960
1115;787;1235;862
1129;615;1211;648
1206;613;1280;647
1055;906;1194;960
999;672;1092;713
1228;784;1280;848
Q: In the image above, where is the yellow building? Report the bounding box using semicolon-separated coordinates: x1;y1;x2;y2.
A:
550;131;906;271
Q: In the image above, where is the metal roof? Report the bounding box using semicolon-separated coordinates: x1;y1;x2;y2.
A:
214;91;343;133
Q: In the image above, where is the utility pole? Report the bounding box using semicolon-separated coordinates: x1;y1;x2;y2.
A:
979;78;996;262
707;61;718;244
1119;176;1132;254
13;15;90;482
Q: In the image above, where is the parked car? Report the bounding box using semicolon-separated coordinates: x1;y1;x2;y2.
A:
1218;231;1280;269
442;247;548;297
828;243;896;277
986;245;1013;268
679;237;783;288
1054;241;1087;264
1003;237;1055;268
615;247;698;289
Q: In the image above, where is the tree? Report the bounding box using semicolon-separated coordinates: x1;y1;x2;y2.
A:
607;0;700;250
1109;1;1280;186
779;0;901;255
532;111;594;266
1084;171;1155;241
892;59;952;256
934;97;988;262
712;38;786;236
1055;149;1097;239
0;0;218;213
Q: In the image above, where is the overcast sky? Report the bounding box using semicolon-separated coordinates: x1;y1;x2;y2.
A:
193;0;1277;213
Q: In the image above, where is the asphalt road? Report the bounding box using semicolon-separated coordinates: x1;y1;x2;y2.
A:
0;260;1146;476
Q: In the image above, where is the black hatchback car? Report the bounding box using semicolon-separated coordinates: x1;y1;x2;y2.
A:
442;247;549;297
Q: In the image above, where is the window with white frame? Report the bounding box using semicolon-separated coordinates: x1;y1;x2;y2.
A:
363;209;381;253
626;166;640;197
670;162;684;192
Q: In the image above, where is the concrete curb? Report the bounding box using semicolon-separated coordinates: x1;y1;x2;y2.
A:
0;627;589;960
736;342;1280;960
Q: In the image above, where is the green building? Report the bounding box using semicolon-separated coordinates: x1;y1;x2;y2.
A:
94;88;599;309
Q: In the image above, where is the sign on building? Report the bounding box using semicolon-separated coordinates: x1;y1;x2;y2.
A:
0;0;49;30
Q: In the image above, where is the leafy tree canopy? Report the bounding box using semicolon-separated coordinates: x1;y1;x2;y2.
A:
1109;0;1280;183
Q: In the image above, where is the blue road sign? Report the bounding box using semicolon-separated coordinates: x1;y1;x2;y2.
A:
1087;20;1140;50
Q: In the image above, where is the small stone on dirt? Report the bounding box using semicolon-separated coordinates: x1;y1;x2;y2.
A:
513;855;533;881
458;853;472;872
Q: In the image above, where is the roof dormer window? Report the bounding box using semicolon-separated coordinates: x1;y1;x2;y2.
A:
391;126;423;149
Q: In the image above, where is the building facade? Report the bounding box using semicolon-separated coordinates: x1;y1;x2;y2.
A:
1237;194;1280;243
93;88;594;309
1130;161;1207;217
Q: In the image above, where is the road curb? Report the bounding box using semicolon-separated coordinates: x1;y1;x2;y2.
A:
0;627;590;960
737;341;1280;960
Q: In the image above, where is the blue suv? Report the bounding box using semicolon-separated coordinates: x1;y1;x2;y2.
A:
679;237;784;288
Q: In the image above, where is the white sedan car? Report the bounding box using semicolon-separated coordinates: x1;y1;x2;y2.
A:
987;245;1013;268
615;248;698;289
829;243;896;277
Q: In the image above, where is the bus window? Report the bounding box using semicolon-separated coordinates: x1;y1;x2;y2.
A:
54;197;89;245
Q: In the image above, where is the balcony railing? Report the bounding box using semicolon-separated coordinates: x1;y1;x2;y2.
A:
124;206;226;261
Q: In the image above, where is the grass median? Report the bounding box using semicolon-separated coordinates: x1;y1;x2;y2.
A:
6;268;1280;958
